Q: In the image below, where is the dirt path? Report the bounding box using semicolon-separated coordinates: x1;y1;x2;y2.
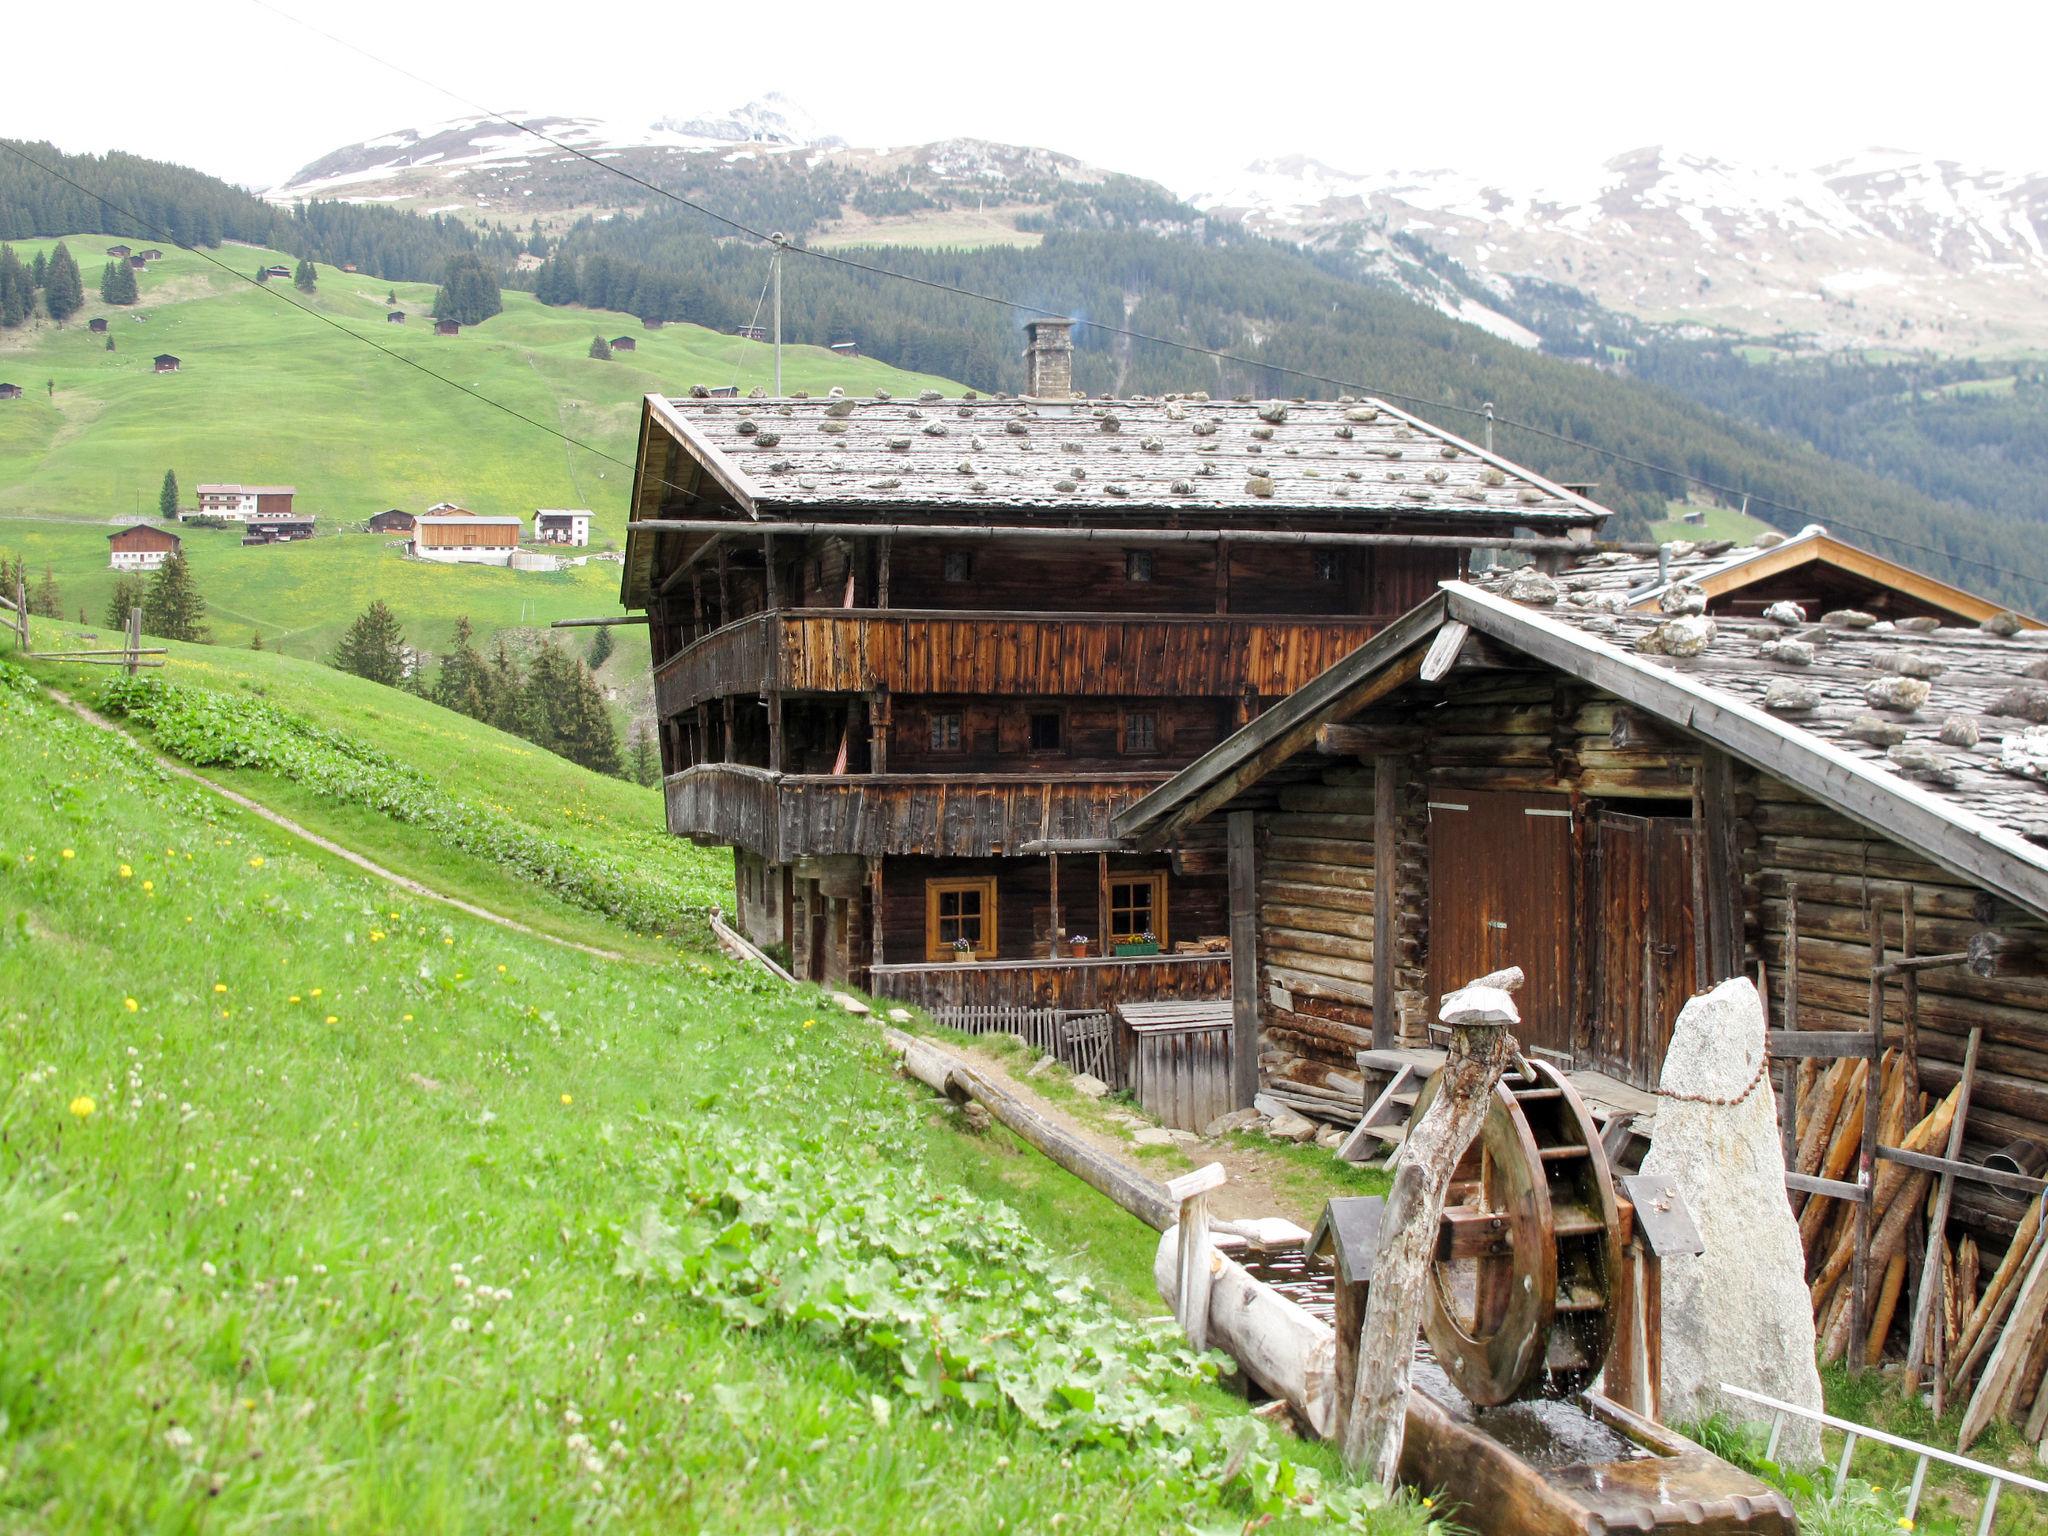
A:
50;687;626;961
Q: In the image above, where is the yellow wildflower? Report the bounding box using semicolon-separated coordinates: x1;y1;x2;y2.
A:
119;864;132;879
248;856;264;869
288;995;300;1004
69;1096;95;1119
496;964;506;974
60;848;74;860
310;988;322;997
560;1094;573;1106
142;880;154;893
213;982;227;994
402;1013;414;1022
123;997;138;1012
369;930;384;942
325;1015;338;1024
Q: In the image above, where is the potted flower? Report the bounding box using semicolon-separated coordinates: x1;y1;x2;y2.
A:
1113;930;1160;958
1066;933;1091;959
950;936;975;964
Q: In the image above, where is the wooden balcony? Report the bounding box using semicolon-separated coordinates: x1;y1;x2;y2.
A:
869;952;1229;1013
664;763;1172;861
654;608;1385;714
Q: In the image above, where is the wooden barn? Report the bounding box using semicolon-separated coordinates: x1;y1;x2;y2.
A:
619;319;1612;1020
0;383;20;401
152;354;180;373
128;255;148;270
366;508;416;534
88;317;108;335
107;523;180;571
387;310;407;324
610;335;637;352
829;340;859;359
412;507;522;564
435;319;460;336
106;244;131;258
1114;574;2048;1366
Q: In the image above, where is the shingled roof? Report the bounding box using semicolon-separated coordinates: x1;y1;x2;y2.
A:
634;391;1605;523
1117;581;2048;919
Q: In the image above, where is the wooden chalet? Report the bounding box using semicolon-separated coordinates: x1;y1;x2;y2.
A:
152;354;180;373
128;255;148;270
106;244;131;258
1116;578;2048;1271
0;383;20;401
139;249;163;261
107;523;180;571
621;318;1610;1016
1582;524;2042;630
610;335;637;352
366;508;416;533
387;310;407;324
435;319;460;336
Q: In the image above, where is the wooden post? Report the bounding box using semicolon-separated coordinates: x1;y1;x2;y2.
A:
690;570;705;643
1048;851;1062;946
869;691;890;774
1343;970;1519;1482
126;606;142;677
875;534;891;610
15;576;28;652
766;692;784;773
1372;756;1398;1050
869;859;886;971
1905;1026;1980;1393
1698;749;1743;983
721;695;735;762
1853;901;1885;1370
715;546;731;624
1098;852;1113;950
762;532;779;610
1169;1163;1227;1350
1227;811;1258;1108
1902;888;1920;1114
1213;543;1230;614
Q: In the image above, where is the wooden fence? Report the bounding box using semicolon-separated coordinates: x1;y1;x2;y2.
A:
934;1004;1122;1086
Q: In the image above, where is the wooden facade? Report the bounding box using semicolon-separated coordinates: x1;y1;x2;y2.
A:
623;382;1608;1013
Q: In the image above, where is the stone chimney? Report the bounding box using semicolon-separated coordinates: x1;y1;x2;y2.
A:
1023;317;1075;398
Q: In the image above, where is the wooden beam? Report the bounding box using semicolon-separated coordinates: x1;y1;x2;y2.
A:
1766;1030;1878;1059
1698;748;1744;983
1316;723;1426;757
1905;1026;1980;1393
1228;812;1259;1109
1418;619;1470;683
1372;755;1399;1050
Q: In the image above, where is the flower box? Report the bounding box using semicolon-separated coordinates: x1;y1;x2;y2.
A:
1112;939;1160;957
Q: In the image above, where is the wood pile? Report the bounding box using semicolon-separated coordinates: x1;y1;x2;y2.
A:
1795;1049;2048;1453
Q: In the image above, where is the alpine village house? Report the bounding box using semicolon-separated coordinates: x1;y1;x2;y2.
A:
621;319;1605;1014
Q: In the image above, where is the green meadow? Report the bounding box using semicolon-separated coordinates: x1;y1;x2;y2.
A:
0;233;963;666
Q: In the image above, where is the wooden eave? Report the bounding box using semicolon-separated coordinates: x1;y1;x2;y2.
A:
1627;528;2043;629
622;395;758;610
1115;582;2048;922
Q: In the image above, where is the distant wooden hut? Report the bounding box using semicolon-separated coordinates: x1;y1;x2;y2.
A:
386;310;407;324
829;340;860;359
139;249;163;261
128;256;148;270
88;317;108;334
609;335;636;352
106;244;131;258
366;509;415;534
435;319;460;336
0;382;22;400
152;354;180;373
735;324;766;342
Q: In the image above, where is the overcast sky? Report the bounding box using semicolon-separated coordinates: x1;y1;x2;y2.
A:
9;1;2046;193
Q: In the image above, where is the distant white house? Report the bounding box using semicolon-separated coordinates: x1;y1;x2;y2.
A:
108;523;180;571
193;483;297;523
533;508;592;547
411;506;525;565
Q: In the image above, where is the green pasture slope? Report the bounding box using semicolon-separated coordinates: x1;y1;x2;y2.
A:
0;233;963;663
0;655;1424;1532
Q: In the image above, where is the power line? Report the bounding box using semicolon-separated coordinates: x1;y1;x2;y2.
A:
243;3;2048;597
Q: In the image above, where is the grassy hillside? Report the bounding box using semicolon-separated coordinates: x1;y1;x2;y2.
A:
0;655;1420;1532
0;233;961;667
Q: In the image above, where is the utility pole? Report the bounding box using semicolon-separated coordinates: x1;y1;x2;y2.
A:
770;231;786;397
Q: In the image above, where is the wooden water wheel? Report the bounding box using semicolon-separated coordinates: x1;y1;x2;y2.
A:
1410;1058;1624;1406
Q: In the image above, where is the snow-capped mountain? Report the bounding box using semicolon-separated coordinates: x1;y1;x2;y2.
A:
1191;147;2048;353
652;91;840;149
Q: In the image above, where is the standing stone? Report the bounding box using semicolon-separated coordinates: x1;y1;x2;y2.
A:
1639;977;1824;1462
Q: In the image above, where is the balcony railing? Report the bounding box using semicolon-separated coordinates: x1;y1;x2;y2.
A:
655;608;1386;715
868;952;1230;1013
663;763;1173;861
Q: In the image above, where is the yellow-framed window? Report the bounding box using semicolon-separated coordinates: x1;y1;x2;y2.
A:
926;877;998;960
1107;874;1167;945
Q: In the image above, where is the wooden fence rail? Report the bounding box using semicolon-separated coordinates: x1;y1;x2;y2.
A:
934;1004;1121;1086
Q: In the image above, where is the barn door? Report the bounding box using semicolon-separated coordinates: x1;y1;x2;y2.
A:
1427;790;1575;1059
1591;809;1698;1089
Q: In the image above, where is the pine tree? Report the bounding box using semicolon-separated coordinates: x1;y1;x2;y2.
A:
29;564;61;618
629;722;658;786
249;630;263;651
568;661;622;775
431;614;489;720
0;245;28;329
588;334;611;360
387;289;397;306
294;258;317;293
141;549;208;642
329;599;406;686
104;575;146;630
159;469;179;520
42;242;83;322
100;259;138;305
515;644;620;774
485;639;525;735
431;253;502;326
587;622;614;669
105;336;115;352
30;251;47;290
